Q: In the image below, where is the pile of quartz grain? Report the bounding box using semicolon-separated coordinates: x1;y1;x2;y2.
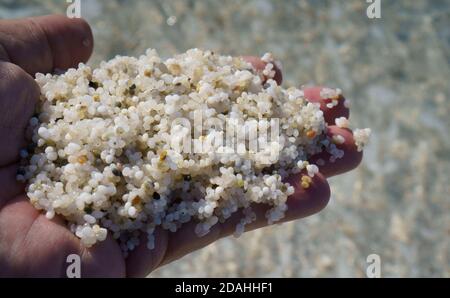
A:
18;49;369;255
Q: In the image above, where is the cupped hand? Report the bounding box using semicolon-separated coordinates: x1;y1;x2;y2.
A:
0;15;362;277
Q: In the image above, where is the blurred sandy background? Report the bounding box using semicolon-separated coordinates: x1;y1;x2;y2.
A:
1;0;448;277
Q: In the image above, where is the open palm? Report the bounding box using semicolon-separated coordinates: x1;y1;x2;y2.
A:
0;15;362;277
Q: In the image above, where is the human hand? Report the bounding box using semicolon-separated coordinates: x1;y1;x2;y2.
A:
0;15;362;277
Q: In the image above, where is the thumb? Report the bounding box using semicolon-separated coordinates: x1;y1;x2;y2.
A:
0;14;94;165
0;61;39;166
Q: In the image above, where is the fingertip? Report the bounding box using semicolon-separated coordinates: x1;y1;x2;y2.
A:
70;17;94;55
310;126;363;177
328;126;363;169
33;15;94;71
303;86;350;124
284;172;330;220
242;55;283;85
303;86;325;101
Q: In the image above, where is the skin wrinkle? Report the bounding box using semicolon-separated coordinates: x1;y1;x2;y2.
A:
19;214;42;277
0;62;39;130
0;41;11;62
17;212;39;265
0;125;30;130
152;228;169;272
53;222;77;278
0;61;39;167
78;238;91;277
163;223;222;267
0;197;38;276
0;164;24;209
126;228;168;277
144;228;169;275
27;18;54;73
0;15;94;76
0;28;14;61
0;18;52;74
0;148;22;168
21;215;68;277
